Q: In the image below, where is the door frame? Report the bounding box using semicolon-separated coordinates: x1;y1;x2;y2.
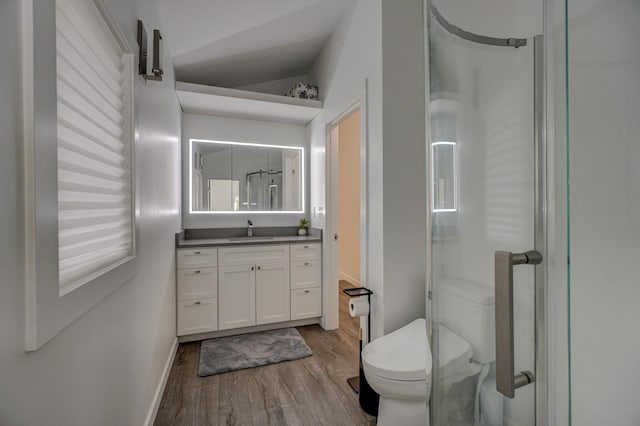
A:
322;79;369;340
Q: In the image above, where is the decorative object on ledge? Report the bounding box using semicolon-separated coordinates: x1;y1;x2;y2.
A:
297;218;310;236
176;82;322;124
136;20;163;81
285;82;319;100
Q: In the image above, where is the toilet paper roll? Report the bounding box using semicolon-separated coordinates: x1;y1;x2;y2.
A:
348;296;370;317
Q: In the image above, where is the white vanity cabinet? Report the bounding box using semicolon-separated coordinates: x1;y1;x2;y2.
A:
176;248;218;336
290;243;322;319
218;245;291;330
176;241;322;339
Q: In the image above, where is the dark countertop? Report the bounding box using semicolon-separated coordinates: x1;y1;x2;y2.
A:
176;234;322;248
175;226;322;248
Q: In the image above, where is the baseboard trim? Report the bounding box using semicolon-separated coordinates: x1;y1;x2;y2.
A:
178;318;320;343
339;271;360;287
144;337;178;426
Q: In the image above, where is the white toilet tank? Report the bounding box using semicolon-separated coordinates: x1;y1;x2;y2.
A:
435;279;495;363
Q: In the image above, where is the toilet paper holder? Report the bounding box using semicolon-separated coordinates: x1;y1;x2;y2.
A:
342;286;373;395
342;287;373;344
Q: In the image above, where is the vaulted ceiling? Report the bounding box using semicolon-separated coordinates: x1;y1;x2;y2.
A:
154;0;354;88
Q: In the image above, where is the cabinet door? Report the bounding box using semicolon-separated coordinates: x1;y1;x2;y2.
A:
177;267;217;300
177;298;218;336
256;262;290;325
291;288;322;320
290;260;322;289
218;265;256;330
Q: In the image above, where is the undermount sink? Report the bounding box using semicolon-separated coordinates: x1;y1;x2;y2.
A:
227;236;274;242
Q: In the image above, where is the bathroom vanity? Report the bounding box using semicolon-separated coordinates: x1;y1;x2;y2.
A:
176;117;320;342
175;231;322;342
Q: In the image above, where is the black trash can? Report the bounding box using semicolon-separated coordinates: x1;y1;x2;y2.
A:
358;350;379;416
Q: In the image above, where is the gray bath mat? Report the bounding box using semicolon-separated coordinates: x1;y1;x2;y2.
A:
198;328;312;377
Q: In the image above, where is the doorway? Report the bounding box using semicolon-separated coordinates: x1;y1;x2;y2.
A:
324;86;369;343
334;109;362;339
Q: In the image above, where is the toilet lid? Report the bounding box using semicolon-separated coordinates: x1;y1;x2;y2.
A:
362;318;432;382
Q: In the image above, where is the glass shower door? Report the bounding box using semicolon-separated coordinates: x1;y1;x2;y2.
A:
428;3;543;425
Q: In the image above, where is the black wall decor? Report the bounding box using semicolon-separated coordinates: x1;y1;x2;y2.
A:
137;20;163;81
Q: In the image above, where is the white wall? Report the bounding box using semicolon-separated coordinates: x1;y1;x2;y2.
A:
568;1;640;424
308;0;384;336
0;0;181;424
379;0;427;334
308;0;426;338
182;113;310;228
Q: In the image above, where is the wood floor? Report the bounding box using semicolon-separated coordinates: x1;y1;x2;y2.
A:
154;280;374;426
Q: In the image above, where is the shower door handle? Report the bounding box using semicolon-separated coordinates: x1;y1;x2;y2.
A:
495;250;542;398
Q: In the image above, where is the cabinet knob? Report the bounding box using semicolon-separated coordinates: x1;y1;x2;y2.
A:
304;290;310;293
304;245;309;248
257;266;261;270
194;270;201;274
195;301;201;305
304;262;310;266
251;266;254;271
195;251;201;255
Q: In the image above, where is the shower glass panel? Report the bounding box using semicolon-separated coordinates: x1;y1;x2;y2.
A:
428;2;540;425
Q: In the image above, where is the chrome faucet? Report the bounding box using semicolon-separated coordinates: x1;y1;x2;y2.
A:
247;219;254;237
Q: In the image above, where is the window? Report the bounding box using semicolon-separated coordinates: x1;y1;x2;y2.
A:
56;0;133;294
24;0;136;350
55;0;134;295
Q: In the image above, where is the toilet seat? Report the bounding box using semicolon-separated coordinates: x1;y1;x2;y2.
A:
436;325;480;387
362;319;432;382
362;321;481;387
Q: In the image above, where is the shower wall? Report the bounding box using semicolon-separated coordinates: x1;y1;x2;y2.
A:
568;0;640;424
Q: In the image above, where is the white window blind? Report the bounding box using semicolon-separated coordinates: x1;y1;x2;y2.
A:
56;0;134;295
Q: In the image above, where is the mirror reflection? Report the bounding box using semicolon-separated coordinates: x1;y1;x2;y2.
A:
190;139;303;213
432;141;457;212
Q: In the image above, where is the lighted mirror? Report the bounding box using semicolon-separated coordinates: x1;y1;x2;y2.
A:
431;141;457;212
190;139;304;213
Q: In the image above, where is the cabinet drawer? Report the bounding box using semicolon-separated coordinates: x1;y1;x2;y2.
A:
290;243;321;261
291;288;322;320
290;260;322;289
177;248;217;269
177;268;217;301
219;245;289;266
177;298;218;336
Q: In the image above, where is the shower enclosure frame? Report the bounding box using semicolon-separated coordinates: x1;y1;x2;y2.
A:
424;1;570;425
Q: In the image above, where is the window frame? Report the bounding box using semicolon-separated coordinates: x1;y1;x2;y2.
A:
23;0;137;351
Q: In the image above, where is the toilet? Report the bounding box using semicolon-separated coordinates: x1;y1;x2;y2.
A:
362;318;431;425
361;279;495;426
